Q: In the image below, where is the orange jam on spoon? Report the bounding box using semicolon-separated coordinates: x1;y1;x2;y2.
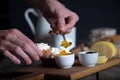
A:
60;40;72;48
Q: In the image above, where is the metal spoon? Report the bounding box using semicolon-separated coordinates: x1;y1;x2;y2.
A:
62;34;66;41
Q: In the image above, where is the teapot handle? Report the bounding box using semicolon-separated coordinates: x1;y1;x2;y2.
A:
24;8;38;35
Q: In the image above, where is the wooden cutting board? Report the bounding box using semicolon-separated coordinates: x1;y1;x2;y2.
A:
10;43;120;80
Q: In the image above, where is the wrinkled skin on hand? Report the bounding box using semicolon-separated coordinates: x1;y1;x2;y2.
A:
0;29;42;65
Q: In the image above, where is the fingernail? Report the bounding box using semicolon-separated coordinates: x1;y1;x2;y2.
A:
27;60;32;65
35;56;40;61
38;51;43;57
16;60;21;65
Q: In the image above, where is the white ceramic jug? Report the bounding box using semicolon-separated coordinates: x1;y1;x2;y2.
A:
24;8;76;50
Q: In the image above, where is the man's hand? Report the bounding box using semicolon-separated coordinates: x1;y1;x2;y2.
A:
28;0;79;35
0;29;42;65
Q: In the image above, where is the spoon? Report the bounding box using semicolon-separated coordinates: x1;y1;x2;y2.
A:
62;34;66;41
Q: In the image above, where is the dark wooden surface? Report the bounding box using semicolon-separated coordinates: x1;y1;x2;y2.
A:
7;58;120;80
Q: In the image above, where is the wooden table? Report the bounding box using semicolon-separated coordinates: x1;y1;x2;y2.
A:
12;58;120;80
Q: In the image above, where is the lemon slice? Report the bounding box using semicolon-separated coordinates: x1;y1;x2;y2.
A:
90;41;117;59
97;56;108;64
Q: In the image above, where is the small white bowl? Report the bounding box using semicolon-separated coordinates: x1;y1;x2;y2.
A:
78;51;98;67
55;54;75;69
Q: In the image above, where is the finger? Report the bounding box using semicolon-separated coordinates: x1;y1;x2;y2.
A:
13;29;42;57
60;16;77;34
47;18;56;28
57;17;65;32
6;43;32;64
13;46;32;65
65;26;74;34
49;25;60;34
65;14;79;30
48;17;65;34
3;41;32;65
10;36;40;61
49;30;56;35
1;48;21;65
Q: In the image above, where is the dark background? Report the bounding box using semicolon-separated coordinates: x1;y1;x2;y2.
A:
0;0;120;44
0;0;120;77
60;0;120;43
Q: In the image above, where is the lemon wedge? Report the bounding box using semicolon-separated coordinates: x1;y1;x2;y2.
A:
90;41;117;59
97;56;108;64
